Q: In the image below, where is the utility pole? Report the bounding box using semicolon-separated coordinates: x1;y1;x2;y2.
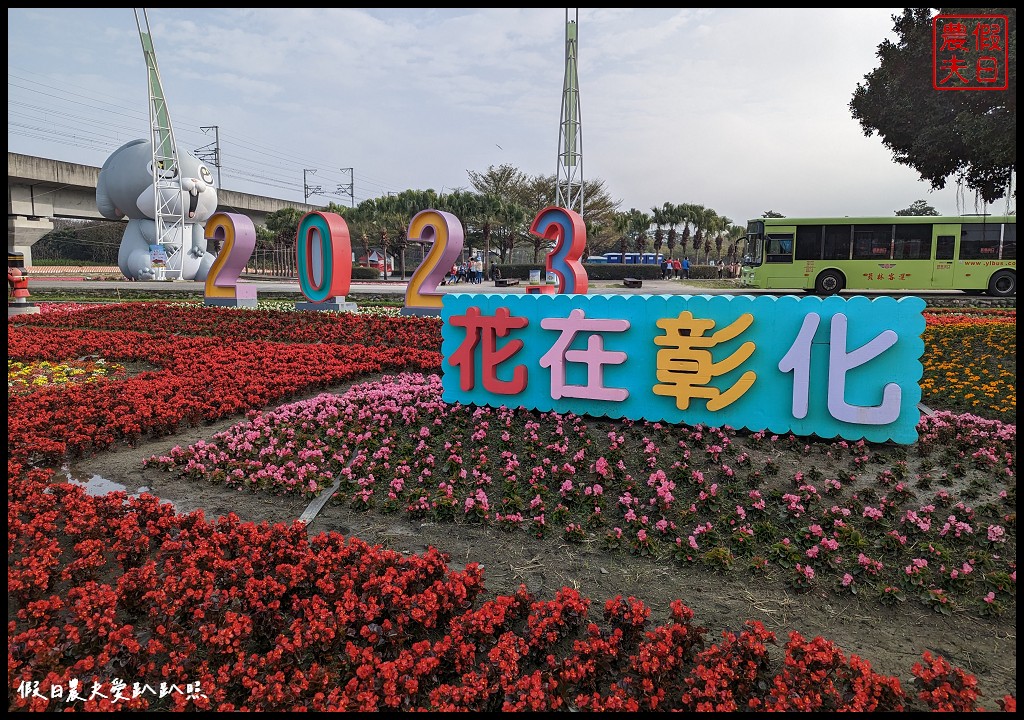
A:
555;8;584;216
195;125;221;188
337;167;354;207
304;169;323;203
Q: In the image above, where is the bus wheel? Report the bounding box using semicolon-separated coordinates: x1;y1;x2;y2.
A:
987;270;1016;297
814;270;844;296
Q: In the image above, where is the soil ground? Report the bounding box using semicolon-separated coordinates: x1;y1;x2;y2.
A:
64;378;1017;708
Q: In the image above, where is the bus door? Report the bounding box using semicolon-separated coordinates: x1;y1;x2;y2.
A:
764;226;799;288
931;223;958;288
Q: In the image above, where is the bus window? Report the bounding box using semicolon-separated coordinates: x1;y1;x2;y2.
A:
794;225;823;260
766;234;793;263
893;224;932;259
823;225;851;260
936;235;955;260
960;224;1001;259
1002;223;1016;259
853;225;893;259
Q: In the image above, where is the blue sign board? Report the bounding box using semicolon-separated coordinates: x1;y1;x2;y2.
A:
441;294;925;444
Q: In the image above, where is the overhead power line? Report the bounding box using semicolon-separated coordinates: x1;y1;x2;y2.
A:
9;64;410;205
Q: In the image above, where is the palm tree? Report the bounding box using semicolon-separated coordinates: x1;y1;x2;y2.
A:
612;211;631;263
650;205;668;260
697;207;721;264
367;197;397;279
627;208;652;258
496;201;527;264
439;190;477;264
726;223;747;262
468;192;504;276
349;201;376;272
678;203;702;260
715;215;731;264
391;189;439;277
664;202;681;260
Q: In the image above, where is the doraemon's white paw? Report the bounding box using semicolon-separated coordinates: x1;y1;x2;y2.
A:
136;267;157;281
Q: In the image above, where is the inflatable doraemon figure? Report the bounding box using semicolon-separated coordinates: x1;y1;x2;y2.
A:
96;139;218;281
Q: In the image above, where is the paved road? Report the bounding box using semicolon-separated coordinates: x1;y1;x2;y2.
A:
24;274;747;297
23;269;967;301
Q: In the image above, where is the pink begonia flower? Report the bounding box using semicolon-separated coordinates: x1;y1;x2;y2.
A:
841;574;854;587
863;506;883;520
987;525;1006;543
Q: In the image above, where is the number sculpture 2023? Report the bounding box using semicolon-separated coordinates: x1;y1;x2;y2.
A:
202;206;590;315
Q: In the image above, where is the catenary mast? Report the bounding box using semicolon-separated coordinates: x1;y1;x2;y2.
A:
555;9;583;216
134;8;186;279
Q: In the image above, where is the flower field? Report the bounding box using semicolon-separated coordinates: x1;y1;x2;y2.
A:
7;301;1016;711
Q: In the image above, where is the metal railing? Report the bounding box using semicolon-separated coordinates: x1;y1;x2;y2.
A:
242;247;297;279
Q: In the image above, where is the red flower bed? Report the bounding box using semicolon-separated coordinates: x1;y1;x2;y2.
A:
11;302;442;350
9;472;977;712
7;325;441;466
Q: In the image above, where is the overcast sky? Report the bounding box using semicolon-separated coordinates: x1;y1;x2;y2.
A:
8;8;1014;225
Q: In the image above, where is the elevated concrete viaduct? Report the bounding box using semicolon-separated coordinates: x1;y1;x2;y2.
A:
8;152;321;265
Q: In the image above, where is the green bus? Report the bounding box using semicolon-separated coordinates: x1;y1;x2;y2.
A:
740;215;1016;297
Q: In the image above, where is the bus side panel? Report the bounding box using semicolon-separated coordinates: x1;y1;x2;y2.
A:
849;260;938;292
952;221;1014;291
771;262;815;291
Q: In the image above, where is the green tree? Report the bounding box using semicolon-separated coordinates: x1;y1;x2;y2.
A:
344;202;376;269
263;208;305;247
626;208;652;256
33;219;123;264
895;199;941;216
663;202;681;260
691;206;719;264
464;192;505;276
714;215;731;262
612;211;631;262
726;223;747;262
676;203;702;258
850;8;1016;205
467;164;528;198
504;171;620;260
650;205;669;258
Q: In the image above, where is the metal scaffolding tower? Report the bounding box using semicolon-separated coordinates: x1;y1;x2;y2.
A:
555;9;583;215
134;8;185;279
